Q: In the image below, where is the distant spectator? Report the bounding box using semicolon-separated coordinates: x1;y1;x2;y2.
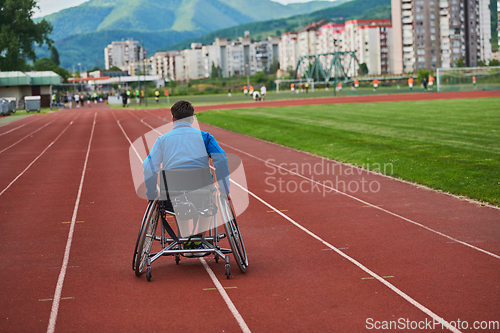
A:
408;77;414;90
260;85;266;100
253;91;261;101
121;89;128;107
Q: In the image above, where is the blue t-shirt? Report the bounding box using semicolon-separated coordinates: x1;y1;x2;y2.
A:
143;120;230;199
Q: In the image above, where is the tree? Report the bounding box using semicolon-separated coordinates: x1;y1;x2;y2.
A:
50;46;60;67
477;60;487;67
53;67;70;83
417;69;431;83
454;58;466;67
0;0;53;71
210;62;221;79
488;59;500;66
33;57;56;71
358;63;369;75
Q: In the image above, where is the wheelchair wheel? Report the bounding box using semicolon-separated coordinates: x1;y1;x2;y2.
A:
220;196;248;273
135;199;159;277
132;200;155;271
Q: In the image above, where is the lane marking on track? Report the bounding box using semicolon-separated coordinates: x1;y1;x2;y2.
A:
0;114;80;197
322;247;349;251
0;116;42;136
229;180;461;333
113;111;252;333
62;221;84;224
219;142;500;261
203;286;238;291
200;258;250;333
0;118;57;155
267;210;288;213
362;276;394;280
39;297;74;302
47;113;97;333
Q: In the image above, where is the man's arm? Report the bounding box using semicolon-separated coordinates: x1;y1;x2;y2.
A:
203;132;230;195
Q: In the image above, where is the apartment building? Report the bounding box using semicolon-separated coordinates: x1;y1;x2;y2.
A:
149;51;179;80
317;23;345;54
392;0;492;73
104;39;146;73
279;32;299;71
282;20;392;76
344;19;393;75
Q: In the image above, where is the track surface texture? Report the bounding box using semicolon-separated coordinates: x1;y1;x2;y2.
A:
0;91;499;333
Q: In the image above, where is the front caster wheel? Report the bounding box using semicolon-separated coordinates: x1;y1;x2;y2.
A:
146;269;152;282
225;255;230;279
175;254;180;265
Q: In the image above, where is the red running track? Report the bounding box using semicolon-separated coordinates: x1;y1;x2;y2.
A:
0;91;499;332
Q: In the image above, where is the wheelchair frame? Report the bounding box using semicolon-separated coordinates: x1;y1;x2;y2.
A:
132;192;248;281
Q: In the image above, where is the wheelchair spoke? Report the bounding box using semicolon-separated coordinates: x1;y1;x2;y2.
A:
220;195;248;274
135;200;159;277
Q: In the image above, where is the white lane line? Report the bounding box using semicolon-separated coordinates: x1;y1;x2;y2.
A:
115;111;251;333
47;112;97;333
0;114;80;197
0;118;57;154
229;180;461;333
0;116;42;136
219;142;500;260
0;123;27;136
200;259;251;333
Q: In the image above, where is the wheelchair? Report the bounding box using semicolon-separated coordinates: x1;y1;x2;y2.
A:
132;167;248;281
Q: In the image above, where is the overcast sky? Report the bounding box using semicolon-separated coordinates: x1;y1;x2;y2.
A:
33;0;316;17
33;0;89;18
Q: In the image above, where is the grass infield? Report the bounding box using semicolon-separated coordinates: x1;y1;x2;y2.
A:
197;97;500;206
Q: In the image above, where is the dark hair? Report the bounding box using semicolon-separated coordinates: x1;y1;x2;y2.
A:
171;100;194;120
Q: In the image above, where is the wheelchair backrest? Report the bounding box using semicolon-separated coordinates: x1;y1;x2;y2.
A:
160;167;217;218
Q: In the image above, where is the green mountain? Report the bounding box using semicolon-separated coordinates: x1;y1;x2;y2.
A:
43;0;347;41
37;0;349;69
161;0;391;51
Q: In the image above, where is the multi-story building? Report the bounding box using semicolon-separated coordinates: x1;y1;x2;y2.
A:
297;21;327;58
317;23;345;54
104;39;146;73
267;36;280;70
279;32;299;72
344;19;393;75
149;51;181;81
392;0;492;73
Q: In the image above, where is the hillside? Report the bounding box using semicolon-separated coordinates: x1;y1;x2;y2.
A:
36;0;348;68
42;0;347;41
160;0;391;51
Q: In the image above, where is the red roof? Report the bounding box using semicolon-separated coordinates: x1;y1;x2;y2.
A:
68;76;111;82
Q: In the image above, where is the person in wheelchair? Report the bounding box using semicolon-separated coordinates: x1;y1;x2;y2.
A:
142;100;230;256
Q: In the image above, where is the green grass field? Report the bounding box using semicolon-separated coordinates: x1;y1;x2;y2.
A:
197;97;500;206
107;82;500;110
